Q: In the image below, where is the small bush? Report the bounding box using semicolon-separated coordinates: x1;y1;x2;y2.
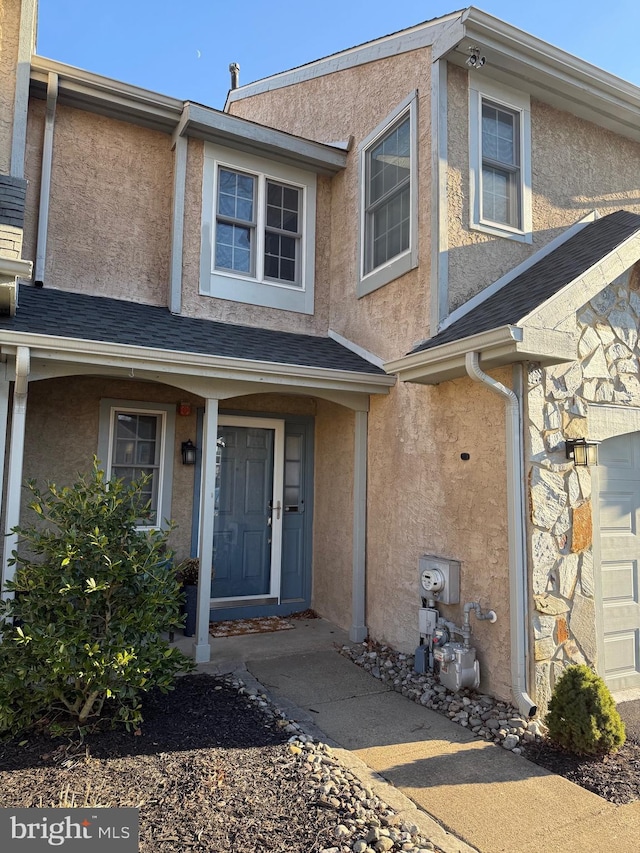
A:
545;664;625;755
0;460;192;736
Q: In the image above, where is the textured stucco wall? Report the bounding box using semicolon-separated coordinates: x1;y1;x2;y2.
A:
22;377;203;559
446;65;640;312
24;104;173;303
23;96;43;259
229;48;434;360
365;376;512;700
312;399;355;630
0;0;20;174
179;138;331;334
526;265;640;711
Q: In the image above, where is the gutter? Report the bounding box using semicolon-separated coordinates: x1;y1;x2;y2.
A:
465;352;537;719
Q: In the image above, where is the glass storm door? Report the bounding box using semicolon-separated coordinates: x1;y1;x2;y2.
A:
211;417;284;602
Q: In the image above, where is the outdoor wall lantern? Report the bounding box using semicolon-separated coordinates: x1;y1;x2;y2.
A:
181;439;197;465
565;437;599;467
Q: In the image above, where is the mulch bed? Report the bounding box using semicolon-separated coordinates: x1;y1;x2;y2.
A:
0;674;343;852
524;736;640;804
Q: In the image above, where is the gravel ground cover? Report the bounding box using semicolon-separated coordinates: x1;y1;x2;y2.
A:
0;673;445;853
341;640;640;805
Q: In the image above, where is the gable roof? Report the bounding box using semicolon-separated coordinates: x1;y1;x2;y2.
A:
413;210;640;353
0;286;388;381
386;210;640;385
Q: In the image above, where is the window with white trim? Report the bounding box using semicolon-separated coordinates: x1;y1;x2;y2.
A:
97;400;176;529
358;93;418;296
469;79;531;242
201;145;316;314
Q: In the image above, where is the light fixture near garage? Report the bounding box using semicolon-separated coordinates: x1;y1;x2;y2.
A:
181;439;197;465
565;437;599;467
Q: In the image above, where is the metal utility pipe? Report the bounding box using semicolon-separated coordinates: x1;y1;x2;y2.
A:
465;352;537;718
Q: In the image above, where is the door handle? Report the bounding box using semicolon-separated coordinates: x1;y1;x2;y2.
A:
269;500;282;520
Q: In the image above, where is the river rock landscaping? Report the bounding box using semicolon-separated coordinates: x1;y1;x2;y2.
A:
0;672;445;853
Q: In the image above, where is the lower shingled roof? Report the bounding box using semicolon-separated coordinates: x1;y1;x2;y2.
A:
0;286;385;375
411;210;640;354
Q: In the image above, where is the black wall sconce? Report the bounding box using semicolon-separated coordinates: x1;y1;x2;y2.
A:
565;437;599;467
181;439;197;465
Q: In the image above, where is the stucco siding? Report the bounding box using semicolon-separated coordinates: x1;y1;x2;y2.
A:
22;376;202;559
312;399;354;630
26;105;173;303
0;0;20;174
229;48;434;362
446;65;640;312
365;376;512;700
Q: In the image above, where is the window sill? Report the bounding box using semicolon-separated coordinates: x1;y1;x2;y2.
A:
202;270;313;314
357;250;415;298
469;220;532;245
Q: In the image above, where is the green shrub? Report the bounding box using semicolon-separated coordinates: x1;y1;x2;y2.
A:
0;460;192;736
545;664;625;755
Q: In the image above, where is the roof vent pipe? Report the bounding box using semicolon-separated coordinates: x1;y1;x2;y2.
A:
229;63;240;90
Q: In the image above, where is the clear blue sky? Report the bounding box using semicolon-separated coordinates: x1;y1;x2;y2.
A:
36;1;640;111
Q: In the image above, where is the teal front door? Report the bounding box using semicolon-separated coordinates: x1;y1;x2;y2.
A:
211;416;284;603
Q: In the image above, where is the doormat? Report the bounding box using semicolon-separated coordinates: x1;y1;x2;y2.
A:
209;616;294;638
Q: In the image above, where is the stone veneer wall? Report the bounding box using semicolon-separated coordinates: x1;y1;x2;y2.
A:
526;268;640;711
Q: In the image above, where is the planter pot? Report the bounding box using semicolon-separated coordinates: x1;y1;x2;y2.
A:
183;584;198;637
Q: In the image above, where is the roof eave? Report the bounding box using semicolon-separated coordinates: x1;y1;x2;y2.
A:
384;325;575;385
436;8;640;144
175;103;347;176
0;331;394;395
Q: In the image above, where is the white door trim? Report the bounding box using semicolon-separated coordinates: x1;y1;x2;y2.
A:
212;415;285;605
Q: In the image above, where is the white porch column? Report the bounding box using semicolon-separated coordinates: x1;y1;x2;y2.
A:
350;409;368;642
193;397;218;663
2;347;30;597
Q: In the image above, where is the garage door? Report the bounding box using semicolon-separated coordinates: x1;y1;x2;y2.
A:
597;432;640;691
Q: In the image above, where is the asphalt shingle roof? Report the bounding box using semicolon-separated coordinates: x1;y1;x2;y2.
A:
0;286;385;376
411;210;640;354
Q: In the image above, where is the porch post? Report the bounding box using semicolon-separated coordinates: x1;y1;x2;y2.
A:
2;347;30;597
350;408;368;642
193;397;218;663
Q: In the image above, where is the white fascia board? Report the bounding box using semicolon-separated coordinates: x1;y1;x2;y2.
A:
438;211;599;334
521;229;640;331
0;331;394;394
384;325;575;385
439;8;640;143
225;14;462;107
328;329;384;369
30;56;183;133
176;103;347;176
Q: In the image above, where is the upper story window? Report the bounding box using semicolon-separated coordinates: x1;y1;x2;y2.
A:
469;79;531;243
97;400;176;530
358;92;418;297
202;145;316;314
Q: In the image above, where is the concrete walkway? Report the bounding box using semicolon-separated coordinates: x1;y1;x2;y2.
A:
190;619;640;853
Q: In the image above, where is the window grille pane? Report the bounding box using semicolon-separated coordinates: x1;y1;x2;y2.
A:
111;412;161;524
215;223;252;273
365;115;411;274
481;100;520;227
264;230;299;283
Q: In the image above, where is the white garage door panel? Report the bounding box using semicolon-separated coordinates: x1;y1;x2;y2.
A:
598;432;640;691
604;631;639;677
599;492;635;533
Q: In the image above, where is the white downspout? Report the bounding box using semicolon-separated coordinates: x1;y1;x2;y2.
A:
465;352;537;718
